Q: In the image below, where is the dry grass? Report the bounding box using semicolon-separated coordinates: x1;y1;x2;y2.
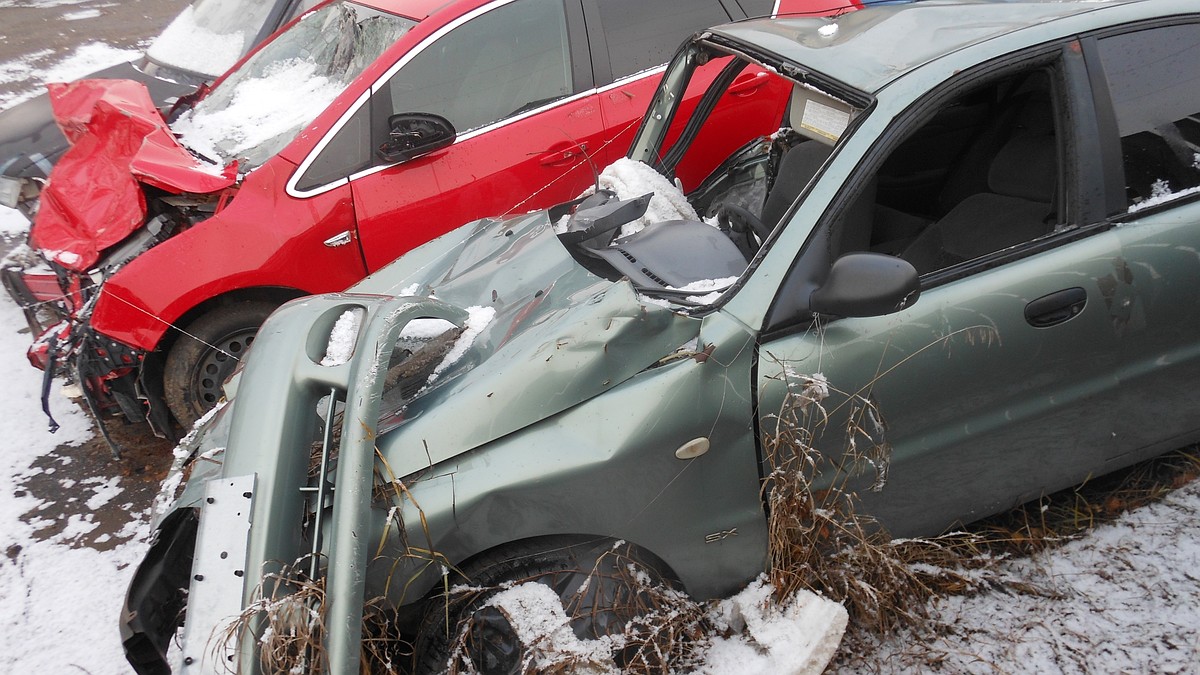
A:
219;557;412;674
968;446;1200;557
759;370;999;639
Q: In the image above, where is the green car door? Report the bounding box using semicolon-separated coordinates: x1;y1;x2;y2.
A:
754;40;1136;537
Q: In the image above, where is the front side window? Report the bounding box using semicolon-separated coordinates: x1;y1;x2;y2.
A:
1097;23;1200;212
172;1;416;168
876;68;1063;276
383;0;573;135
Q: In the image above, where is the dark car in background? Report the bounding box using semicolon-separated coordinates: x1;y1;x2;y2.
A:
0;0;321;203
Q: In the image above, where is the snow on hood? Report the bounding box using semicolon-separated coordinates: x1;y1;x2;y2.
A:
566;157;701;239
32;79;236;272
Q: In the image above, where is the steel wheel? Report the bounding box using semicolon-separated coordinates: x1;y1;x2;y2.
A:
163;301;276;427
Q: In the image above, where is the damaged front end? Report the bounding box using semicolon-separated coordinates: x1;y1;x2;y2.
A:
3;79;237;444
122;190;750;672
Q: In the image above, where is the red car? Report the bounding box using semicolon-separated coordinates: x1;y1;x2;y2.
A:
6;0;855;440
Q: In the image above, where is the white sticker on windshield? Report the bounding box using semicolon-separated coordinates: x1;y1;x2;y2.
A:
800;99;850;142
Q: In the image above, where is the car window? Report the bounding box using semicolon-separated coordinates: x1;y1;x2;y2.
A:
384;0;574;134
764;61;1072;329
173;2;416;168
865;68;1063;276
296;103;373;191
593;0;731;82
1096;23;1200;212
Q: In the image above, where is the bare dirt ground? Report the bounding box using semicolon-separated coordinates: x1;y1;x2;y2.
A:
0;0;183;74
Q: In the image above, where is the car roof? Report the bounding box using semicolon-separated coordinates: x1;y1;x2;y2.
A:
710;0;1173;95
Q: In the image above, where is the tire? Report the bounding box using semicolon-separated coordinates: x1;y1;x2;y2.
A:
163;301;277;428
413;538;674;675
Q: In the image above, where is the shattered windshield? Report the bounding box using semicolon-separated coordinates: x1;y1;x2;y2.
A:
170;1;416;168
147;0;279;78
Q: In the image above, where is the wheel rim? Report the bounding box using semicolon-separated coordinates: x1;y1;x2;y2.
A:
189;328;256;412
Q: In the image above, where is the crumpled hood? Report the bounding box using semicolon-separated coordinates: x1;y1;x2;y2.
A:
355;211;703;477
32;79;236;271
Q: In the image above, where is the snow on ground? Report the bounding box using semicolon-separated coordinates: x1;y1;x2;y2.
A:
0;239;151;674
850;480;1200;673
0;41;140;109
0;206;29;236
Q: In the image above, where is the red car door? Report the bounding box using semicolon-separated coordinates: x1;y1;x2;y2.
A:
588;0;791;190
348;0;605;271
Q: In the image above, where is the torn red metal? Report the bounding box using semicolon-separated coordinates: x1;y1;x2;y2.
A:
31;79;236;272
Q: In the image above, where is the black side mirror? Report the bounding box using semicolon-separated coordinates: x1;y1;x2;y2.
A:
810;252;920;318
377;113;456;164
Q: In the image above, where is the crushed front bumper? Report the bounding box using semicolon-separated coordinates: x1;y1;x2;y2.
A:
120;508;198;675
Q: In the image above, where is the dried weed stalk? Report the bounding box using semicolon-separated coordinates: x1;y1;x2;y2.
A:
218;557;409;674
759;367;992;636
219;558;328;674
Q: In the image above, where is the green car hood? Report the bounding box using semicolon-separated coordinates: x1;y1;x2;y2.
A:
351;211;702;478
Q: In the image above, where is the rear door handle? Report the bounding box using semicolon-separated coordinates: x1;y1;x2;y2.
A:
729;71;769;96
1025;287;1087;328
538;142;589;167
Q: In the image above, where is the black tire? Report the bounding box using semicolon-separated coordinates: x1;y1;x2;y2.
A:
163;301;277;427
413;538;674;675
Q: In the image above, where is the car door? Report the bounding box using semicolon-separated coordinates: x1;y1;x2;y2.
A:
588;0;739;172
586;0;793;188
1081;21;1200;464
317;0;603;272
755;45;1130;538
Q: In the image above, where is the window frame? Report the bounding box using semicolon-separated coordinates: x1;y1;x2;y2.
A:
1081;16;1200;222
763;43;1098;335
288;0;592;199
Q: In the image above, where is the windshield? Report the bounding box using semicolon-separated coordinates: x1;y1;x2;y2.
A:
147;0;280;78
170;1;417;168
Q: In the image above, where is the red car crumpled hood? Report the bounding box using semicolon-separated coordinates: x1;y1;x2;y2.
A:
32;79;237;272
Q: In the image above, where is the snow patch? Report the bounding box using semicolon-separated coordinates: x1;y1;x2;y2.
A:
484;583;622;674
400;317;457;341
695;577;847;675
320;308;363;366
0;207;30;235
171;58;344;165
1129;181;1200;213
669;276;739;304
62;8;101;20
589;158;700;238
428;306;495;382
41;42;140;85
146;5;253;78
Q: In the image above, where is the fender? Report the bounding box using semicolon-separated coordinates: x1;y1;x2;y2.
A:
89;158;366;350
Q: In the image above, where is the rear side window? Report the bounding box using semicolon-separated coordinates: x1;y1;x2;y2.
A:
594;0;730;81
1097;23;1200;211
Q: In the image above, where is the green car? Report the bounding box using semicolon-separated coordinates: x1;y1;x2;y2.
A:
122;0;1200;672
